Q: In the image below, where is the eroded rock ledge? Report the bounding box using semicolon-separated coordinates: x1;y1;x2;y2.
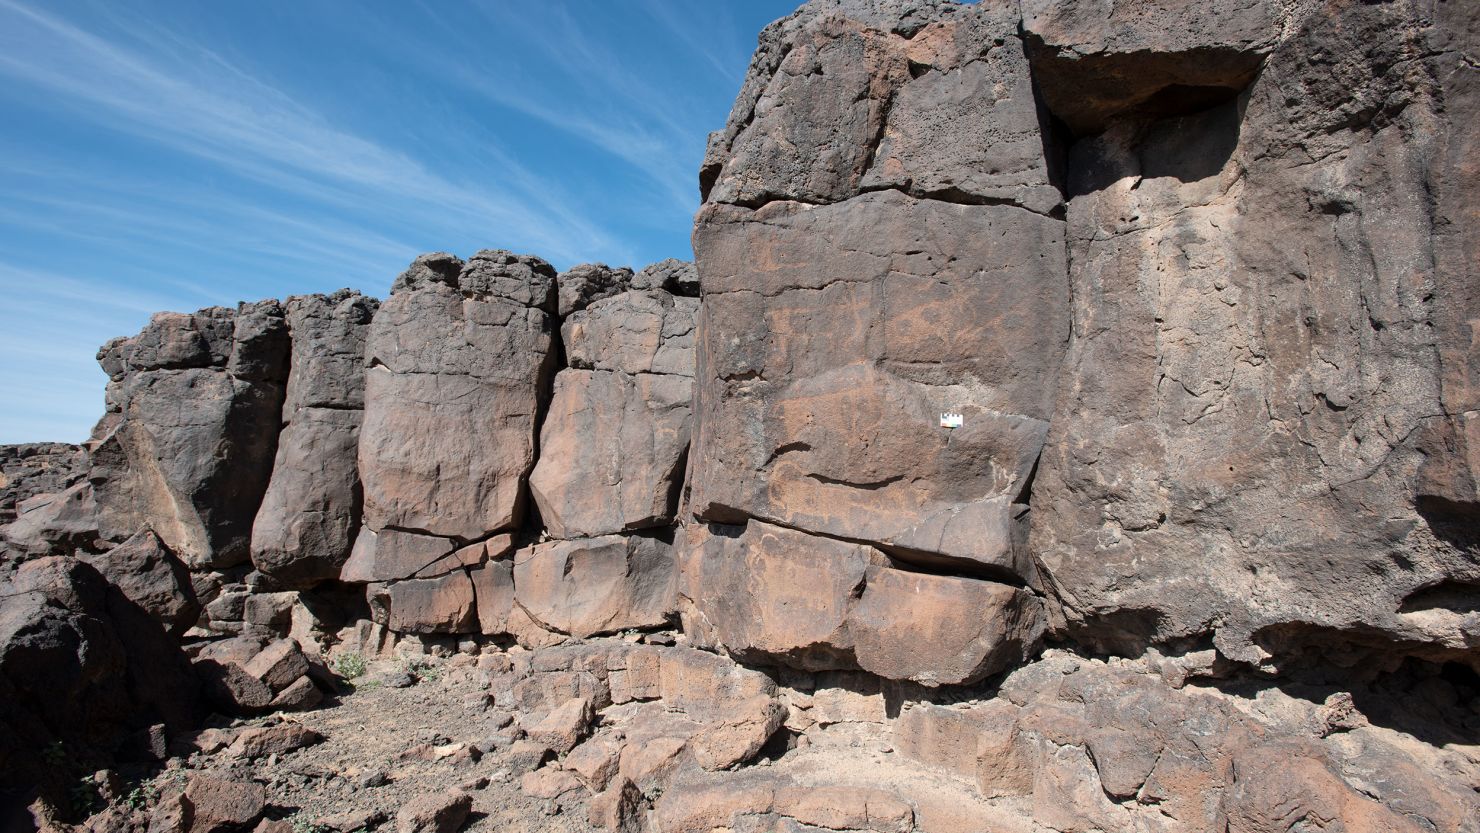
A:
1;0;1477;830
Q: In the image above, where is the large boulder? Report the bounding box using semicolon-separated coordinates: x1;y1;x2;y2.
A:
690;189;1065;575
251;408;363;585
689;0;1066;580
0;557;200;797
251;290;378;587
80;529;199;636
529;370;691;539
700;0;1057;211
680;520;871;671
358;251;557;542
367;571;478;635
529;287;698;539
90;303;291;569
513;534;676;638
680;521;1044;685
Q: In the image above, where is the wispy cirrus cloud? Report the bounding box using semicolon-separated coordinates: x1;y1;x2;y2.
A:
0;0;794;442
0;0;621;265
374;0;741;221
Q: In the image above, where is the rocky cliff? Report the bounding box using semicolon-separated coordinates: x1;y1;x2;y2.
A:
2;0;1477;830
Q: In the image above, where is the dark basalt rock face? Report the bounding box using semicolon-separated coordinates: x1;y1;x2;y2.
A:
0;557;200;803
685;0;1480;680
1025;0;1480;671
90;302;291;571
251;290;378;588
1;0;1478;828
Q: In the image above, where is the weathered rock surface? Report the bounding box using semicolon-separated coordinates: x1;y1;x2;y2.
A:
1028;0;1480;667
557;263;633;318
80;529;199;636
513;534;676;638
252;290;377;587
2;480;104;562
182;774;268;833
530;287;697;539
0;557;199;796
688;0;1480;680
530;370;691;539
226;723;323;759
90;303;290;569
631;258;699;297
681;520;1044;684
526;696;594;754
0;443;85;526
358;251;557;542
368;570;478;635
1020;0;1289;136
690;190;1065;575
562;289;699;377
395;788;471;833
701;0;1054;210
341;526;457;584
6;2;1480;830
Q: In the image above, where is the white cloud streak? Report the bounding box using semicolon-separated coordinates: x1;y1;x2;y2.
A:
0;0;621;265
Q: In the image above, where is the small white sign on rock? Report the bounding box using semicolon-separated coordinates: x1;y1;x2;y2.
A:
940;412;964;429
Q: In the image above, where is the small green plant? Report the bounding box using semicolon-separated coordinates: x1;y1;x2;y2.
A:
332;651;367;680
124;785;156;811
290;816;331;833
403;658;440;683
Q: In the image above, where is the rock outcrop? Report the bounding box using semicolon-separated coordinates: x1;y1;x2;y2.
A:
682;0;1480;684
1;0;1477;829
0;557;200;798
359;251;556;544
691;0;1068;580
251;290;378;588
685;0;1064;686
0;443;85;527
91;303;291;569
1025;0;1480;670
680;521;1044;685
530;288;697;539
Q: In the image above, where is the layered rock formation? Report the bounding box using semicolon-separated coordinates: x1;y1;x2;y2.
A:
337;252;699;643
1;0;1477;829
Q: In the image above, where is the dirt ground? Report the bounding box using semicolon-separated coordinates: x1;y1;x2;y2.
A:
119;653;597;832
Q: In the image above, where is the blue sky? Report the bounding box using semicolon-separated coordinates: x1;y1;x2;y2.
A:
0;0;797;443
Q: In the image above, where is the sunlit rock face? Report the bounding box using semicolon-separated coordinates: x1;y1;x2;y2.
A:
688;0;1480;685
251;289;378;588
4;0;1480;827
1026;0;1480;668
